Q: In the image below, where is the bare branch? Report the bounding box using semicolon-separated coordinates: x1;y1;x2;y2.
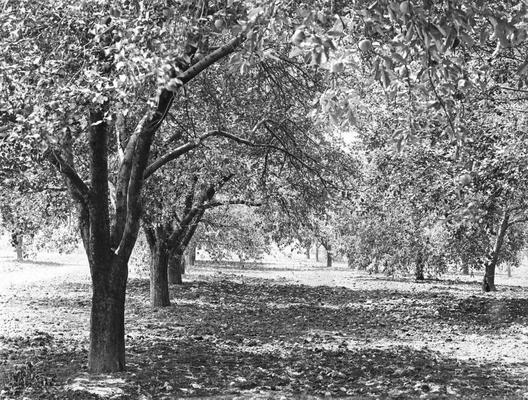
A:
144;119;269;179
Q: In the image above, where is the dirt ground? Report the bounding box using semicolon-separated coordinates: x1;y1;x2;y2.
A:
1;253;528;399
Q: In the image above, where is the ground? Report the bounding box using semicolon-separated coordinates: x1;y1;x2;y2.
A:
1;251;528;399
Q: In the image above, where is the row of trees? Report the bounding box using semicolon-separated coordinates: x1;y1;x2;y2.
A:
3;0;528;373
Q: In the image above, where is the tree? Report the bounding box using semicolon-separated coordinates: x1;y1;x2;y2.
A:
2;0;310;372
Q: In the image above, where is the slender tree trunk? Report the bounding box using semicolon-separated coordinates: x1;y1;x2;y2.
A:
304;240;311;259
168;251;185;285
315;245;319;262
415;252;424;281
461;262;469;275
149;241;171;307
15;234;23;260
326;245;332;268
189;244;196;266
88;256;127;372
507;263;512;278
483;211;510;292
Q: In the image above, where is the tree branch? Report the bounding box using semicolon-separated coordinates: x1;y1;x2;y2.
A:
202;199;262;210
144;119;269;179
115;32;248;256
112;116;144;246
46;149;89;204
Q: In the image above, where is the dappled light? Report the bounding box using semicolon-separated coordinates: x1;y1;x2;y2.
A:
2;260;528;398
3;0;528;397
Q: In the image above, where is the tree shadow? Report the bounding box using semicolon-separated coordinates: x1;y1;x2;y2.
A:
126;339;528;399
3;276;528;398
159;279;528;334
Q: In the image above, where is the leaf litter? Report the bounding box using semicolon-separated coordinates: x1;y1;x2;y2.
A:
1;261;528;398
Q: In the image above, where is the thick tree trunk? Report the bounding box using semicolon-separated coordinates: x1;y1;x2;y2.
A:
168;252;184;285
149;241;171;307
483;261;496;292
306;245;311;259
88;257;127;373
482;211;510;292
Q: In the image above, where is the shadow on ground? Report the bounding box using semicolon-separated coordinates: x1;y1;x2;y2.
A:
2;276;528;399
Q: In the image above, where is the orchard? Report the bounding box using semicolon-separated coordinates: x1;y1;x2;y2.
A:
2;1;528;398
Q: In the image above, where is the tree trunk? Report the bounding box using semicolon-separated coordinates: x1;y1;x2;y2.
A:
326;245;332;268
315;245;319;262
189;244;196;266
461;262;469;275
482;211;510;292
168;252;184;285
15;234;23;260
306;245;311;259
507;263;512;278
149;241;171;307
415;253;424;281
88;257;127;373
347;254;354;269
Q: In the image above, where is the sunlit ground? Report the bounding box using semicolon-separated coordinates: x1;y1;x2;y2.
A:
1;236;528;399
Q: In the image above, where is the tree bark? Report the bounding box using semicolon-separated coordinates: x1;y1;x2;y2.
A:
461;262;469;276
143;225;171;307
415;252;424;281
149;241;171;307
315;245;319;262
482;211;510;292
189;243;196;266
88;256;127;373
15;234;23;260
168;251;184;285
326;245;332;268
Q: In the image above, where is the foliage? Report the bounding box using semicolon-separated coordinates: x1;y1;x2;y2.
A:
200;205;271;262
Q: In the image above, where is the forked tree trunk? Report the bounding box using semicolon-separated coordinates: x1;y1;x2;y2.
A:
149;240;170;307
168;251;185;285
88;256;127;372
483;211;510;292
